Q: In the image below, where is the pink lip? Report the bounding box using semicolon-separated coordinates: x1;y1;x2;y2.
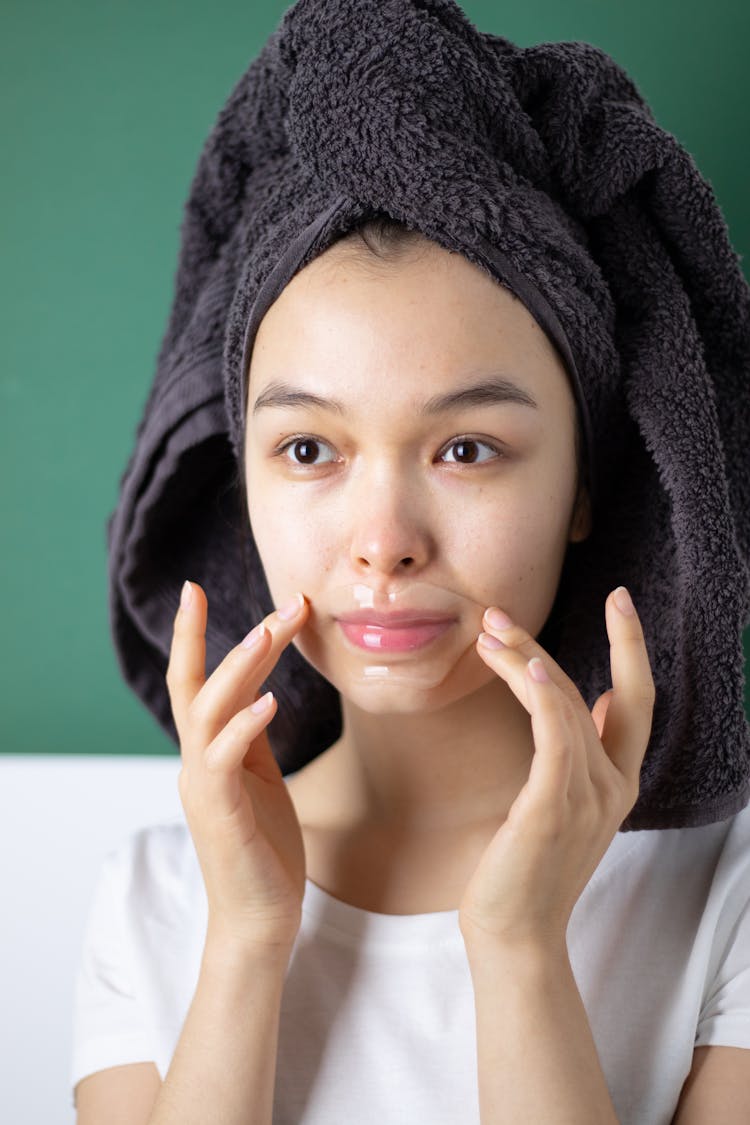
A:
336;612;455;652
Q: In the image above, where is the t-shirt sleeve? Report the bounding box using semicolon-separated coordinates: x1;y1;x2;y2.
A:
694;814;750;1049
70;838;158;1103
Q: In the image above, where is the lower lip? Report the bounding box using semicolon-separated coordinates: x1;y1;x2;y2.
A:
337;620;454;652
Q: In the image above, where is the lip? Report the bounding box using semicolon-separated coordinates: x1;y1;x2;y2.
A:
336;610;456;627
336;612;456;653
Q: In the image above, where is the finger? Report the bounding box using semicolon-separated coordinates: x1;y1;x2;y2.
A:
477;619;616;798
591;689;614;741
166;580;210;744
522;657;577;811
480;607;590;721
204;691;278;776
190;592;308;738
599;587;656;783
179;695;279;838
476;631;534;714
477;636;589;806
476;631;584;741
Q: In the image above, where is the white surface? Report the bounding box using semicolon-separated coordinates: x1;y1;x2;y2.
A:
0;754;182;1125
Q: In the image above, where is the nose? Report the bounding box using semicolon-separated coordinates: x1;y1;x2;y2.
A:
348;465;433;577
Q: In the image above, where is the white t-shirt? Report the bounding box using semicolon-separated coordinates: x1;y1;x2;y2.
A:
71;791;750;1124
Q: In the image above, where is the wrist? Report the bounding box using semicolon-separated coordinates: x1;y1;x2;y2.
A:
460;917;569;976
203;917;299;973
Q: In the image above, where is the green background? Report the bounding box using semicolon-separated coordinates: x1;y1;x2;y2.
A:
2;0;748;756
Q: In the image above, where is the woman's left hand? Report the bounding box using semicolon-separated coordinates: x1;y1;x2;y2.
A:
458;586;655;953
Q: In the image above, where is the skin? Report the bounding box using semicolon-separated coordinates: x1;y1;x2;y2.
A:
242;238;594;840
75;239;750;1122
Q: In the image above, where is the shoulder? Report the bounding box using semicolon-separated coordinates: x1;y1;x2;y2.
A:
77;818;206;1000
102;818;193;874
582;801;750;931
658;800;750;885
708;798;750;866
72;821;201;1095
128;819;198;881
613;799;750;877
675;802;750;918
91;819;201;922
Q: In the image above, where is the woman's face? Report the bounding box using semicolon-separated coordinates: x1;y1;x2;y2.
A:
244;238;590;713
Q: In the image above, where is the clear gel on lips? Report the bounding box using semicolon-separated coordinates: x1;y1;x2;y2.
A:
352;583;388;609
331;580;464;689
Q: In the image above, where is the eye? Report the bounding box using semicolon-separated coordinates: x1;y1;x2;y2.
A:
439;437;502;465
277;436;338;467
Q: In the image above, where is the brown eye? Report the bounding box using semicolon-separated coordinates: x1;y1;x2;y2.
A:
293;439;319;463
279;436;337;466
440;438;500;465
454;440;479;463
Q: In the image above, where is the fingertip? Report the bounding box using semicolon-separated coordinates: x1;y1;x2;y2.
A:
240;622;269;650
527;656;550;684
180;579;208;609
250;690;275;715
612;586;636;616
276;591;307;622
298;592;311;620
478;631;506;651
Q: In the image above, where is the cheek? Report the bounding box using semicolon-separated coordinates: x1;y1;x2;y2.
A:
247;486;334;604
447;480;574;626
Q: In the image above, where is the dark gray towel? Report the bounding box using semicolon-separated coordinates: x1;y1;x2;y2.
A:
107;0;750;829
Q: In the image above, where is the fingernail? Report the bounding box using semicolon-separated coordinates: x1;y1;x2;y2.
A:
180;580;193;610
277;592;304;621
613;586;635;615
528;657;549;683
485;607;513;630
251;690;274;714
241;622;266;649
478;631;506;650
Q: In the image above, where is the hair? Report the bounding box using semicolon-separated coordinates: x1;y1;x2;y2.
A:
333;212;435;268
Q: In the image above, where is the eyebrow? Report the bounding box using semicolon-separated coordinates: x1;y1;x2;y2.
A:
251;376;539;417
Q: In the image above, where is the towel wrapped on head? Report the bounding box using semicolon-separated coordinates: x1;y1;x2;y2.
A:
107;0;750;829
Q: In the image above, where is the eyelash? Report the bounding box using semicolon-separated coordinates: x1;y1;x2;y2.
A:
272;433;506;469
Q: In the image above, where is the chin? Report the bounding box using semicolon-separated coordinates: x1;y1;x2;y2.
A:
293;633;498;716
335;678;454;715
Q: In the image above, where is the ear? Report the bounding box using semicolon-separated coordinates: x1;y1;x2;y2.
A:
569;483;592;543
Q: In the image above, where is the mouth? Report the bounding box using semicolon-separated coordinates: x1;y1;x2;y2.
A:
335;612;456;653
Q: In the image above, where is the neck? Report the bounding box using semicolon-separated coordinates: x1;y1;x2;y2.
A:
319;678;536;835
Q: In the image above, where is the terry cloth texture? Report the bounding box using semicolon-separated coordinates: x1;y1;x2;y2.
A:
106;0;750;830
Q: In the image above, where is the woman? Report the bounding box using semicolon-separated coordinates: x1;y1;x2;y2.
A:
72;1;750;1121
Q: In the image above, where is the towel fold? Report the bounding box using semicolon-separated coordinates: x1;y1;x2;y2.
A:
107;0;750;829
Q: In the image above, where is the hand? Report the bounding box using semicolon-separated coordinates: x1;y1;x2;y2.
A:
458;586;655;953
166;582;310;954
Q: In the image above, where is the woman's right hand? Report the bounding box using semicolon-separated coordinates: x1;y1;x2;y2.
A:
166;581;310;955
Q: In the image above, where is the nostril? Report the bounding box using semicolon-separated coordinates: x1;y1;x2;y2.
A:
356;556;414;568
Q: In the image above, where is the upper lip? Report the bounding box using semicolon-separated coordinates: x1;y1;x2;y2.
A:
336;610;456;627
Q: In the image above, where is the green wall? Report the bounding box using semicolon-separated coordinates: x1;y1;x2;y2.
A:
2;0;748;755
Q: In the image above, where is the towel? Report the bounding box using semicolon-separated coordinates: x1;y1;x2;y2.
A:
106;0;750;830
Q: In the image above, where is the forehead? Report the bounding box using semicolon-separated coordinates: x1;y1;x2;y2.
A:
247;241;572;411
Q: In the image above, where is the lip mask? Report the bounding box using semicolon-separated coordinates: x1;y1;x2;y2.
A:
303;581;480;690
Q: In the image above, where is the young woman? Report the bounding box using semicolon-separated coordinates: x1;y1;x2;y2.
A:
72;2;750;1122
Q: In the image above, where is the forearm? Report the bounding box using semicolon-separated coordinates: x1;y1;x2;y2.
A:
148;928;293;1125
464;934;618;1125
